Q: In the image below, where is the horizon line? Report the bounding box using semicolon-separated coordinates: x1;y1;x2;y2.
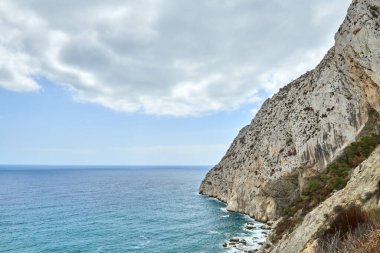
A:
0;164;213;167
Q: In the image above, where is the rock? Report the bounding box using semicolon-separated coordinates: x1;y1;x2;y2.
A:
223;242;228;248
199;0;380;222
230;237;240;242
271;146;380;253
301;240;319;253
246;224;255;229
239;239;247;245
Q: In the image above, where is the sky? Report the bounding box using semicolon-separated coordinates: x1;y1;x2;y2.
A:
0;0;352;165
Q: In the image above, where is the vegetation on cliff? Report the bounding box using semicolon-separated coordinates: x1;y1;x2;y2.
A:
272;133;380;243
316;205;380;253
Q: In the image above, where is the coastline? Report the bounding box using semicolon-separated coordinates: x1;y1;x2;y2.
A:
201;194;271;252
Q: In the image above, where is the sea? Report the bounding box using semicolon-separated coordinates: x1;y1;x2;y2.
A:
0;166;268;253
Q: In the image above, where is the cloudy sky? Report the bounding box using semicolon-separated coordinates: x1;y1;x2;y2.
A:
0;0;351;165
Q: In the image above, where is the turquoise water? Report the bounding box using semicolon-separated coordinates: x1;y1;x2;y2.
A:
0;166;265;253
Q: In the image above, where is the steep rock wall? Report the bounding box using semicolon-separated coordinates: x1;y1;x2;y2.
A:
200;0;380;222
269;145;380;253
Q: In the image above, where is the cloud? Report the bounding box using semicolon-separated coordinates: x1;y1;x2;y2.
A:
0;0;351;115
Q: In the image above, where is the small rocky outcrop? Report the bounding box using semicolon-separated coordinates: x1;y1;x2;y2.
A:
200;0;380;222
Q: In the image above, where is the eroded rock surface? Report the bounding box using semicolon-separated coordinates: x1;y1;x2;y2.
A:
269;146;380;253
200;0;380;222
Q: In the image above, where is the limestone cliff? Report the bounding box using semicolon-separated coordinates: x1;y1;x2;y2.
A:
200;0;380;222
269;145;380;253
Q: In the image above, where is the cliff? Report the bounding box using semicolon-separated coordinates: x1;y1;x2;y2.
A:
200;0;380;222
269;145;380;253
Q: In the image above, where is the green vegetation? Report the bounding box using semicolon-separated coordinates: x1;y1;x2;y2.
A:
271;133;380;243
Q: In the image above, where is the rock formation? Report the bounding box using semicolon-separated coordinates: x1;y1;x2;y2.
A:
200;0;380;222
270;145;380;253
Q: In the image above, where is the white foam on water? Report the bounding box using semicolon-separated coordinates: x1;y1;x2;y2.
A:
243;214;255;222
223;220;271;253
208;196;225;204
225;237;262;253
205;197;272;253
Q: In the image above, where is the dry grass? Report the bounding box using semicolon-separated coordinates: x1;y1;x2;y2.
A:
316;206;380;253
344;228;380;253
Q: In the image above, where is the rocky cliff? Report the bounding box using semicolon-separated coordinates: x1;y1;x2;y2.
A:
200;0;380;222
270;145;380;253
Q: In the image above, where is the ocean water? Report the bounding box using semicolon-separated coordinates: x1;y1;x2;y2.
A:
0;166;267;253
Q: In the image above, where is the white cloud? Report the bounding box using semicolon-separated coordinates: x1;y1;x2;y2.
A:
0;0;351;115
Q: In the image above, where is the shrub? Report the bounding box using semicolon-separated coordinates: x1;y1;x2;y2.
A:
271;133;380;243
316;206;380;253
308;179;318;192
283;207;291;216
325;205;370;237
271;217;295;243
333;177;346;190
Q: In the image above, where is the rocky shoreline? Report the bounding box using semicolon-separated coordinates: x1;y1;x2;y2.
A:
204;195;272;252
223;217;272;252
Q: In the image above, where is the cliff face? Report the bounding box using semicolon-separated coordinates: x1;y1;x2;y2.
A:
271;145;380;253
200;0;380;222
